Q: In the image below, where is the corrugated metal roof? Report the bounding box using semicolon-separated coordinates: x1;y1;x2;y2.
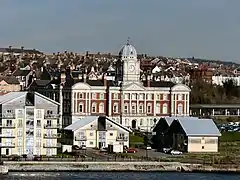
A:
64;116;98;131
0;92;27;104
177;118;221;136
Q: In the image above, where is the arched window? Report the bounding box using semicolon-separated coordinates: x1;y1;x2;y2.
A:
156;103;160;114
99;103;104;113
177;103;183;115
162;103;168;114
92;102;96;113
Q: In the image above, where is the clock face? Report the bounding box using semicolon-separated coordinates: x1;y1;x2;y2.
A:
129;65;135;72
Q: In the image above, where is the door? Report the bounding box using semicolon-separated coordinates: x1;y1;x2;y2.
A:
6;149;9;156
132;120;136;129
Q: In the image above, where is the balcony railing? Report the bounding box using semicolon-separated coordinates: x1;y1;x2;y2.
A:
44;133;61;138
44;124;61;129
0;123;16;128
116;136;128;141
1;113;15;119
43;143;61;148
75;136;87;141
0;142;15;148
44;114;60;119
0;134;15;138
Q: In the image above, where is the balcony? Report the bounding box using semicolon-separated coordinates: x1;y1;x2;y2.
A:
0;123;16;128
0;134;15;138
116;136;128;141
0;142;15;148
44;133;61;139
1;113;15;119
43;143;61;148
44;124;60;129
75;136;87;141
44;114;60;119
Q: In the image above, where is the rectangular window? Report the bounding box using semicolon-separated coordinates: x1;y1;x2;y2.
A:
92;93;96;99
163;94;168;100
90;141;93;145
113;104;118;113
90;132;93;136
79;104;83;112
114;93;118;99
37;120;41;127
100;93;104;100
156;94;160;100
36;110;42;118
124;105;128;113
139;105;143;113
79;93;83;99
109;133;113;136
131;105;136;114
92;104;96;113
147;105;151;113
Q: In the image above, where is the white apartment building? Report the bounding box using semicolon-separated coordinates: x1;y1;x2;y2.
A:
0;92;61;156
64;116;131;149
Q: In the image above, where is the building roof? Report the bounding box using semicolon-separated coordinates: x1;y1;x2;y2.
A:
175;118;221;136
65;116;98;131
0;76;20;85
119;42;137;59
190;104;240;109
12;69;31;76
164;116;199;126
65;116;132;132
0;91;27;104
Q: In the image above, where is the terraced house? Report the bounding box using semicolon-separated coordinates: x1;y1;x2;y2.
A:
0;92;61;156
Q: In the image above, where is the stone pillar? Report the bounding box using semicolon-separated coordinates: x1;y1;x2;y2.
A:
238;109;240;116
212;109;215;116
184;94;187;116
199;109;202;116
225;109;228;116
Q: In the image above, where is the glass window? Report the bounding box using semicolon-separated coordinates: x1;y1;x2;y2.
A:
139;104;144;114
92;103;96;113
92;93;96;99
114;93;118;99
131;103;136;114
100;93;104;100
156;103;160;114
163;94;168;100
79;104;83;112
178;94;182;101
162;103;168;114
113;103;118;113
124;104;128;113
147;104;152;113
99;103;104;113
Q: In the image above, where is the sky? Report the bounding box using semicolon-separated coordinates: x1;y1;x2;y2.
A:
0;0;240;62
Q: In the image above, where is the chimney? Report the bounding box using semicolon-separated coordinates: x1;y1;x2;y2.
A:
103;73;108;86
83;68;87;83
147;74;151;87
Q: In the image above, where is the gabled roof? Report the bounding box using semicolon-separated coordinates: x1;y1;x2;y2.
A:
34;92;60;105
106;117;132;133
65;116;99;131
0;92;27;104
165;116;199;126
174;118;221;136
64;116;132;132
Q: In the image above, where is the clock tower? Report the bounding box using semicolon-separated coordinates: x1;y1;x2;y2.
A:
118;40;141;86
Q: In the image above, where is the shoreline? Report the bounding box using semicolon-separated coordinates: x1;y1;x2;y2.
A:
1;161;240;174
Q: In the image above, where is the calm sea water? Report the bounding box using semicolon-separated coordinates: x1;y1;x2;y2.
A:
1;172;240;180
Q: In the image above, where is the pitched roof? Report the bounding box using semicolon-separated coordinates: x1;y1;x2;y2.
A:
64;116;98;131
175;118;221;136
0;76;20;84
13;69;31;76
65;116;132;132
0;91;27;104
165;116;199;126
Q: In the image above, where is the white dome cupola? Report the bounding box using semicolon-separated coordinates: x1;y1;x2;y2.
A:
119;38;137;59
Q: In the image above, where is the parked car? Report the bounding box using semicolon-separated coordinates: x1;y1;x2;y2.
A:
170;150;183;155
163;148;172;154
146;146;152;150
125;148;137;153
33;155;41;161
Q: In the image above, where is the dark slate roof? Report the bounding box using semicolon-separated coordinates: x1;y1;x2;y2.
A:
12;69;31;76
143;81;176;87
0;76;20;84
0;48;42;54
34;80;51;86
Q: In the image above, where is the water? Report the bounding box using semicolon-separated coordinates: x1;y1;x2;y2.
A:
1;172;240;180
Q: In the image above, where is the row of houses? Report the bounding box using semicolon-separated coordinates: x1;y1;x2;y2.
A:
0;91;221;156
